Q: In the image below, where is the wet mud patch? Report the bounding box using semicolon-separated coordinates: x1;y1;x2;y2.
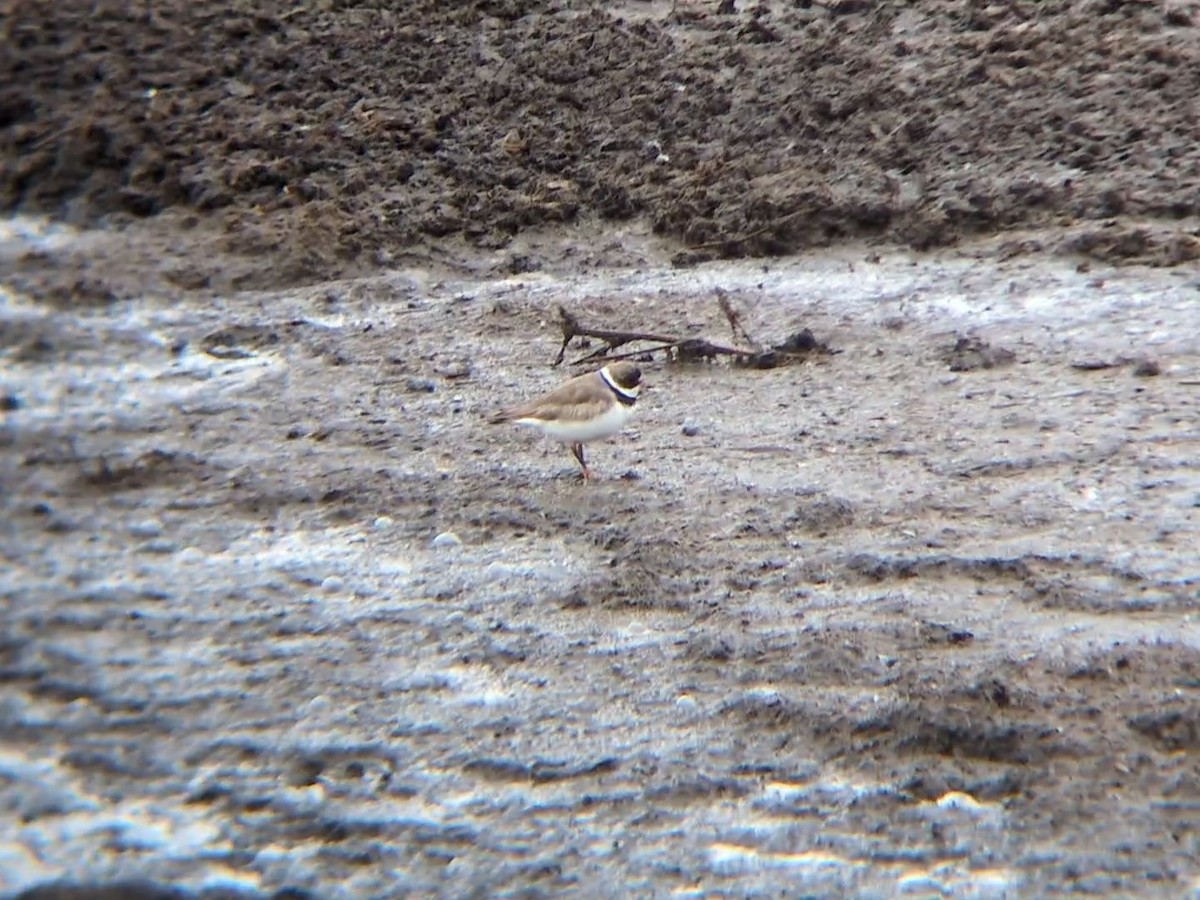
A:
0;247;122;308
198;324;289;358
1066;224;1200;268
940;335;1017;373
783;496;856;535
1023;572;1197;615
849;704;1078;767
13;885;205;900
0;318;99;361
75;448;213;493
816;545;1199;617
1130;708;1200;753
569;527;711;610
4;229;1200;895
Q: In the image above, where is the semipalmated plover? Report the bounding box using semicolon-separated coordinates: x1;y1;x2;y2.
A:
490;362;643;480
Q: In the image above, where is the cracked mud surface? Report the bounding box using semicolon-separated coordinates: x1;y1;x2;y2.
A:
4;1;1200;897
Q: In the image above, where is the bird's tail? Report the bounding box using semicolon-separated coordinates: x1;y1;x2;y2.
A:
488;407;518;425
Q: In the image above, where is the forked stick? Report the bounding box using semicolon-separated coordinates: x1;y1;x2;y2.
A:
553;299;833;368
554;305;680;365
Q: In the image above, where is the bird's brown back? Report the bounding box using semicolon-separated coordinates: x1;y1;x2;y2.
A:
489;370;610;424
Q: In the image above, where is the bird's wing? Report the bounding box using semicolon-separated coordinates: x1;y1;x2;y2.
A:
489;372;606;423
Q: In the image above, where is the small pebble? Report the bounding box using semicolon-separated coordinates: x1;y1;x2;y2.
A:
128;518;164;539
406;377;437;394
373;515;395;531
205;344;253;360
140;539;178;554
177;546;206;564
934;790;986;812
321;575;345;593
1133;358;1161;377
432;531;462;548
681;422;701;437
1;393;20;412
437;360;472;380
305;695;332;714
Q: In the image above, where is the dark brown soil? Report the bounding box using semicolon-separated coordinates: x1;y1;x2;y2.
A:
4;0;1200;287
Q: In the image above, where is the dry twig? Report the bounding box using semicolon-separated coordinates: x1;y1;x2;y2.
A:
715;287;762;352
554;305;679;365
551;297;835;369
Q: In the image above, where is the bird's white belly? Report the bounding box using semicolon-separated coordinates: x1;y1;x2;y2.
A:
517;402;632;443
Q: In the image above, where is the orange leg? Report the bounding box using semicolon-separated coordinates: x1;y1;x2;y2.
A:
570;442;591;481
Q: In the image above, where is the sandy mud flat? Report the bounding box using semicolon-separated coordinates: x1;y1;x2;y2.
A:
3;214;1200;897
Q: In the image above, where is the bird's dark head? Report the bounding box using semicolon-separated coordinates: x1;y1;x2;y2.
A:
600;361;642;402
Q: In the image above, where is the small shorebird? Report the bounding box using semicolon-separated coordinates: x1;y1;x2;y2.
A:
489;362;643;480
